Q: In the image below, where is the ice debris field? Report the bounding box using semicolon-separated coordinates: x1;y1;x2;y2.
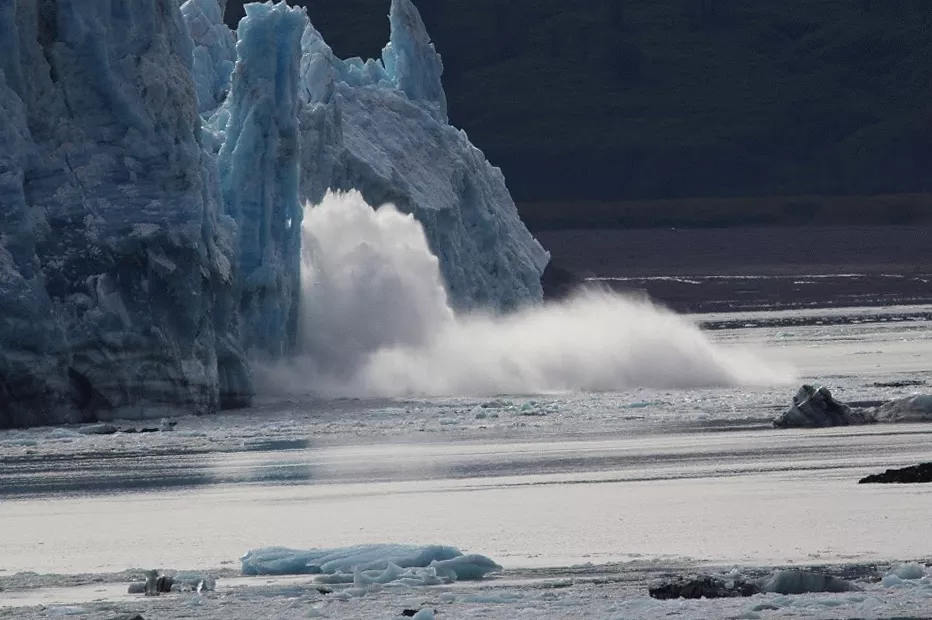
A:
7;554;932;620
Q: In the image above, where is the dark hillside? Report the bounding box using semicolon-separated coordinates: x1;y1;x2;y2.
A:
224;1;932;203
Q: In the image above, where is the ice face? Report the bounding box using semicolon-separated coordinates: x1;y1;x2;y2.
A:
212;1;307;357
1;0;550;426
0;0;250;427
297;0;549;311
210;0;546;355
181;0;237;114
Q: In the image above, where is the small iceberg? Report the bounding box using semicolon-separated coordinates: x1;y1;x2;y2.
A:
774;384;932;428
240;544;502;584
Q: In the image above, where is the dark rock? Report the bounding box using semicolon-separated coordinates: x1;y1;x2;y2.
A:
139;428;159;433
316;587;333;595
155;575;173;593
120;428;138;434
140;570;173;596
401;611;419;617
773;384;874;428
872;379;925;388
859;462;932;484
540;261;584;301
753;604;780;611
110;615;145;620
648;575;761;600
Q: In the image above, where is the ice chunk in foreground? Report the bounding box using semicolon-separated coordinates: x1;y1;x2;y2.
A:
241;544;501;582
763;570;859;594
0;0;250;427
775;385;932;429
889;563;925;580
298;0;549;310
773;385;872;428
874;394;932;423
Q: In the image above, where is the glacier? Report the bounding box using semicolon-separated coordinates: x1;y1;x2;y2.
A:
0;0;252;427
211;2;306;357
296;0;549;310
200;0;547;354
0;0;549;427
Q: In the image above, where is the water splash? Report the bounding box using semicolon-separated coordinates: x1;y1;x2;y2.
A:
261;191;793;397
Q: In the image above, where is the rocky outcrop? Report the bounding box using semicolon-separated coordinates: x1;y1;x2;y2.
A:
649;575;761;600
650;569;859;600
859;462;932;484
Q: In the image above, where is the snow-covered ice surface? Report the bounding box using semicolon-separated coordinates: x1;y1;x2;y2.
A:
3;306;932;618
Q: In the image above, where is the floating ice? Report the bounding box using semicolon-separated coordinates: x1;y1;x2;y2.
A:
763;570;859;595
240;544;501;583
775;385;932;429
773;385;872;428
889;563;925;580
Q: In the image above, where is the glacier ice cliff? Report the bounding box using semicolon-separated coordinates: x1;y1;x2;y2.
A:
0;0;250;427
296;0;549;310
0;0;548;427
201;0;548;351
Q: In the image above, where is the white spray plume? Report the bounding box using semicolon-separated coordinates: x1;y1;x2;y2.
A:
261;190;793;397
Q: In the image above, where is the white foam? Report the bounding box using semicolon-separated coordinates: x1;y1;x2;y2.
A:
260;191;793;398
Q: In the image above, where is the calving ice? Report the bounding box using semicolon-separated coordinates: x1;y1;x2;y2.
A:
263;190;790;396
0;0;783;428
0;0;545;426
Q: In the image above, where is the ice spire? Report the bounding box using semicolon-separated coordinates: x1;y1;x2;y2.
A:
216;2;307;357
382;0;448;122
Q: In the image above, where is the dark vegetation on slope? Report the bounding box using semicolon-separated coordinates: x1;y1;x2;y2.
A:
224;0;932;212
